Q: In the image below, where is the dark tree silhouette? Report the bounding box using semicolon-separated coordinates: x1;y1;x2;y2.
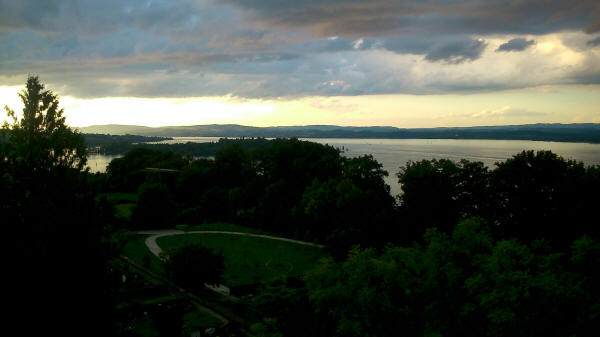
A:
133;182;176;228
491;150;596;245
164;244;225;290
3;75;87;172
306;218;599;337
397;159;490;236
2;76;108;336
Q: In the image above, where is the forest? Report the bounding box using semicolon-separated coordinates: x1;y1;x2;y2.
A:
3;76;599;337
83;133;273;156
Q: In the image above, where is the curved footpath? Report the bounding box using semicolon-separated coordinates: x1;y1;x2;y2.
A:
138;229;325;258
137;230;325;297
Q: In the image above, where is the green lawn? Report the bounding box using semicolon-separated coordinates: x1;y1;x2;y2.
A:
185;222;267;234
157;233;326;287
122;235;166;277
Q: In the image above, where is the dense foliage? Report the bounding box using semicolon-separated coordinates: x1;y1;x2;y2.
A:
105;139;396;254
4;77;599;337
85;133;272;156
2;76;111;336
397;151;600;246
93;126;600;337
305;218;599;337
164;244;225;290
84;133;171;154
106;139;600;251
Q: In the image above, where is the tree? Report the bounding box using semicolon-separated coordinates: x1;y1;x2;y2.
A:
490;150;594;245
305;218;597;337
2;75;87;172
132;182;176;228
397;158;491;239
164;244;225;290
2;76;110;335
251;277;333;337
107;147;186;192
2;75;90;229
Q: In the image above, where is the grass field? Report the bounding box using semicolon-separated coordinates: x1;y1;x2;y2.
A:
157;233;326;287
122;235;166;276
121;223;328;287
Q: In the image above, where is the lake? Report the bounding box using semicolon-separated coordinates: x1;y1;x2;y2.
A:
87;137;600;196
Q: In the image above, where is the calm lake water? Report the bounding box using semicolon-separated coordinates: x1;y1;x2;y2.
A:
87;137;600;196
87;154;121;173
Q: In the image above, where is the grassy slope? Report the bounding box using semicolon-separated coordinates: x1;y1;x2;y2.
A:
120;225;325;332
185;223;267;234
157;233;326;287
122;235;166;276
122;222;327;286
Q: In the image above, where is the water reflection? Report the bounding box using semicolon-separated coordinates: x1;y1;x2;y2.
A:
86;154;122;173
86;138;600;196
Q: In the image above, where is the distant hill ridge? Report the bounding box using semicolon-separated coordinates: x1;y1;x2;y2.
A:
78;123;600;143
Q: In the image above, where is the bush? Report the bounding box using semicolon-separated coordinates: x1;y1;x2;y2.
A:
132;182;176;229
164;245;225;290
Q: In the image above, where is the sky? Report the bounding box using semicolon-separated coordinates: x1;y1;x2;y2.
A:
1;0;599;128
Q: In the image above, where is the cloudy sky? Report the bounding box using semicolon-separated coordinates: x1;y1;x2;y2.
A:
1;0;599;127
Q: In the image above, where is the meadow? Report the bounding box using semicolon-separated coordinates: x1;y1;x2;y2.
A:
122;224;327;287
157;233;326;287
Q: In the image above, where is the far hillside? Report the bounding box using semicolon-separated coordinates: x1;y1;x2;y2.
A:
79;123;600;143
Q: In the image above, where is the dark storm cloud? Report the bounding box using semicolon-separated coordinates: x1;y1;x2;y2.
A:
567;69;600;85
496;38;536;52
1;0;600;99
379;36;488;63
165;52;301;69
424;38;487;63
2;1;598;41
0;0;227;37
587;37;600;47
224;0;600;37
0;0;62;31
292;35;488;63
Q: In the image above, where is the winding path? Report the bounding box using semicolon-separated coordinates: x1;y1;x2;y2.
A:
138;229;325;258
137;229;325;297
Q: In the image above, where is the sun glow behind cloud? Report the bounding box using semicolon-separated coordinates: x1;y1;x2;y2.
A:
3;84;598;128
58;96;279;127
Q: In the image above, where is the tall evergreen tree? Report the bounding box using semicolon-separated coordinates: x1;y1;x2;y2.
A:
2;76;107;336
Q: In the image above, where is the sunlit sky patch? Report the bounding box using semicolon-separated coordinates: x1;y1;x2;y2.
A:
1;0;599;127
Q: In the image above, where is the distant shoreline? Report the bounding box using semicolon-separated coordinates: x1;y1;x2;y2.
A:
79;123;600;144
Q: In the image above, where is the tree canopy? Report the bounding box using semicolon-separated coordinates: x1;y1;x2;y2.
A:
2;76;111;336
305;218;599;337
164;244;225;290
2;75;87;172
